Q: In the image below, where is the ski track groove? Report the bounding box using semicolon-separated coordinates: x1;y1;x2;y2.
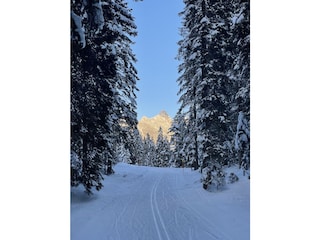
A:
150;175;171;240
154;176;171;240
72;166;248;240
114;196;133;239
150;177;163;240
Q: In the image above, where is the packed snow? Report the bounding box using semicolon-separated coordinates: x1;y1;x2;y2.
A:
71;163;249;240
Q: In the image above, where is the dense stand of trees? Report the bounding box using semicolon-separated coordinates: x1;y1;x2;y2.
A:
70;0;249;193
71;0;140;194
171;0;250;187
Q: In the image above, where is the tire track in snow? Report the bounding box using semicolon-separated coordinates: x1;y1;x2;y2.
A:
150;176;171;240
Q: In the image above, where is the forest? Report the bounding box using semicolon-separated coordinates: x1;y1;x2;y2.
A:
71;0;250;195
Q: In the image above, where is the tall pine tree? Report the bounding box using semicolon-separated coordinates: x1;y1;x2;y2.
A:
175;0;250;187
155;127;171;167
229;0;250;173
71;0;140;194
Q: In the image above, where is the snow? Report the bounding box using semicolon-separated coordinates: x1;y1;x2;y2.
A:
71;11;86;48
231;9;245;26
188;52;198;61
92;1;105;31
235;111;249;151
200;16;210;24
71;163;249;240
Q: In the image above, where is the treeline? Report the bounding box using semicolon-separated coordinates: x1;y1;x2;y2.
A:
170;0;250;188
117;127;175;167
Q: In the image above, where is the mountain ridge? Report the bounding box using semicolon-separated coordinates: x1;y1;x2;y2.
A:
137;110;173;143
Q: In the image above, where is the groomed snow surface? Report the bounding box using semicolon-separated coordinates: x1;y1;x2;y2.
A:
71;163;249;240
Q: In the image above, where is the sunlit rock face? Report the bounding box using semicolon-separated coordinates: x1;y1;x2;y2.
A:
137;110;173;143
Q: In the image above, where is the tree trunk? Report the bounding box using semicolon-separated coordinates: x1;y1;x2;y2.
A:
106;159;114;175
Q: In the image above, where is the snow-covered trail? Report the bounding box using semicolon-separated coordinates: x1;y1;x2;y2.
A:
71;163;249;240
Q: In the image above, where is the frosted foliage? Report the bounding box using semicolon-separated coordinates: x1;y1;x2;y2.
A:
218;115;226;123
231;6;246;26
209;29;218;36
189;52;198;61
195;67;202;79
71;151;82;186
235;111;249;150
71;0;139;192
116;144;131;164
71;11;86;48
92;1;105;31
71;151;82;171
201;167;226;191
200;16;210;24
174;0;250;180
235;87;248;100
192;39;201;49
211;170;226;191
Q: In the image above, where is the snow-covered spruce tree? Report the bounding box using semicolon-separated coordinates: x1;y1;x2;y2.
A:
177;0;232;175
131;128;145;165
106;0;142;171
169;110;187;168
114;123;143;165
176;0;201;170
71;150;82;187
168;138;176;167
196;0;234;174
115;142;131;164
176;0;250;189
71;0;139;194
155;127;171;167
142;133;156;166
111;0;139;128
71;0;116;194
228;0;250;173
181;112;201;168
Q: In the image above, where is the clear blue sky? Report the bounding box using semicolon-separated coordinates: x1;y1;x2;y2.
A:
128;0;184;120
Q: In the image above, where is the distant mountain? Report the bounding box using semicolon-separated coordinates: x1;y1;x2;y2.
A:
137;110;173;143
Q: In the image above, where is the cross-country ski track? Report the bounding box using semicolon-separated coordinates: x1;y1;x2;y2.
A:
71;163;249;240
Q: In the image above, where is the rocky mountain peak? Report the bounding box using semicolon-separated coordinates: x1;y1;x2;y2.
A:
137;111;173;143
159;110;169;118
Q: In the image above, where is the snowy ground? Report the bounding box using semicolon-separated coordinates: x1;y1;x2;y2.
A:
71;163;249;240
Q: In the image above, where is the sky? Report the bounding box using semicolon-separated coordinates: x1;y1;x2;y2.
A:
128;0;184;120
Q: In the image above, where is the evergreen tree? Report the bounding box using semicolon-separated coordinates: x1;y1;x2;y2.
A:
170;110;187;167
130;128;144;165
118;125;143;165
71;0;116;194
229;0;250;172
176;0;201;170
199;0;234;173
71;0;139;194
142;133;156;166
101;0;140;174
155;127;171;167
175;0;250;189
177;0;231;173
115;142;131;164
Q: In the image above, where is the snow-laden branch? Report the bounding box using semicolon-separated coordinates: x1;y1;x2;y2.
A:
71;10;86;48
